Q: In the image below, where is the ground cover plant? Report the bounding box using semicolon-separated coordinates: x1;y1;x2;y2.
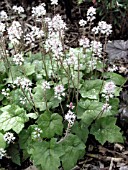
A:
0;1;127;169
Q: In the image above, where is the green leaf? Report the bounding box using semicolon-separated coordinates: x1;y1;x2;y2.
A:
28;138;64;170
90;117;123;145
10;89;33;111
23;63;35;76
71;121;89;142
0;60;6;73
19;129;32;150
77;0;83;4
77;100;103;125
33;85;55;111
8;144;21;165
37;111;63;138
0;105;28;133
0;133;6;148
26;113;38;119
102;72;126;85
7;66;22;83
61;134;85;170
80;79;103;99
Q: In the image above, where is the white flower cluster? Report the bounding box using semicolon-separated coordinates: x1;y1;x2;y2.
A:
42;81;51;91
32;127;42;140
0;10;8;20
44;14;66;58
13;53;24;65
45;32;63;58
64;48;84;69
32;3;46;18
91;40;102;57
0;148;6;159
1;88;10;97
0;22;6;35
24;26;44;46
92;21;112;36
87;6;96;22
102;81;116;101
12;6;24;14
8;21;23;44
102;103;112;112
4;132;15;144
79;36;90;48
13;77;32;90
69;47;83;58
87;59;97;69
50;0;58;5
54;84;65;100
65;110;76;126
64;54;77;66
79;19;87;27
46;14;67;32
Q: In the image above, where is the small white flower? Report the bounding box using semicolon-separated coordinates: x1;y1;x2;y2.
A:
102;81;116;101
0;22;6;35
98;21;112;35
13;53;24;65
88;59;97;69
8;21;23;44
65;110;76;126
32;127;43;140
4;132;15;144
102;103;112;112
12;6;24;14
31;26;44;38
108;65;118;72
32;3;46;17
87;6;96;21
91;40;102;57
54;84;65;100
79;19;87;27
20;97;28;105
49;14;67;31
0;10;8;20
1;88;10;97
50;0;58;5
103;81;116;94
0;148;6;159
42;81;50;91
79;36;90;48
24;26;44;46
87;6;96;16
92;26;99;34
44;31;63;57
118;66;127;74
13;77;32;90
54;84;65;93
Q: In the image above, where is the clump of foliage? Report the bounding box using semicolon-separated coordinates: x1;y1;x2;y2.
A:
0;1;126;169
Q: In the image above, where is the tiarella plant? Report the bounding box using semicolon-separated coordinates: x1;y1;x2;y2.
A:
0;2;126;170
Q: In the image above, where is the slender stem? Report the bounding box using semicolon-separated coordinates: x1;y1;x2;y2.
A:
76;53;80;112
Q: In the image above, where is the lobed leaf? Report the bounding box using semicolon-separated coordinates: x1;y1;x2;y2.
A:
0;105;28;134
37;111;63;138
60;134;85;170
90;117;123;145
28;138;64;170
